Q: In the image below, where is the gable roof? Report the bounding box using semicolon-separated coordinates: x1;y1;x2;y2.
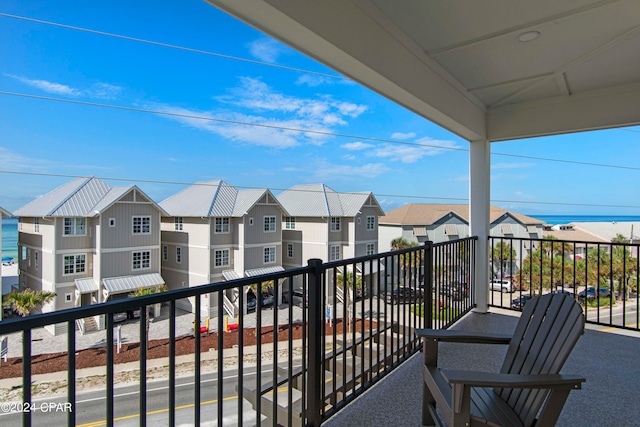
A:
277;184;384;217
13;177;167;217
0;207;12;217
380;204;544;226
159;181;286;217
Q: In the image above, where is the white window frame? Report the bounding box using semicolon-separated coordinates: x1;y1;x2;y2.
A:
330;245;340;261
215;217;230;233
175;217;183;231
249;217;254;226
162;245;168;262
27;249;31;267
287;243;294;258
264;216;276;232
34;218;40;232
64;218;86;236
214;249;230;267
366;216;375;231
366;243;375;256
132;216;151;235
65;293;72;303
132;251;151;270
63;254;86;275
330;217;341;232
264;246;276;264
176;247;182;263
109;218;116;227
285;217;296;229
18;218;23;231
35;251;39;270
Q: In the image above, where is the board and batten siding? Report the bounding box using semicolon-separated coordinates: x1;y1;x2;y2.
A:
100;203;161;249
244;204;283;244
54;217;96;251
99;248;160;278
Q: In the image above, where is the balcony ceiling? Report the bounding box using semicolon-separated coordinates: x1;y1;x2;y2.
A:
206;0;640;142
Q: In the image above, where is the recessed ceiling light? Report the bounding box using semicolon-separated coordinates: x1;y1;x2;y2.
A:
517;31;541;42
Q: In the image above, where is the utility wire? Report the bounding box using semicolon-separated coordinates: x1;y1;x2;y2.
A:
0;12;345;80
1;90;639;172
2;170;640;210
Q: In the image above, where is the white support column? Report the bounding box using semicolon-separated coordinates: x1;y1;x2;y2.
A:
470;139;491;313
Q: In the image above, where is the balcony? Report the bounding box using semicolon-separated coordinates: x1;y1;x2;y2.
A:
0;236;638;426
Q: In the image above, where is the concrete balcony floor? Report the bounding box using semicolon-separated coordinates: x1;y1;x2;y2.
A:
323;308;640;427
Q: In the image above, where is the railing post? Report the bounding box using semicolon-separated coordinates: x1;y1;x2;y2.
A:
424;242;434;330
306;258;323;427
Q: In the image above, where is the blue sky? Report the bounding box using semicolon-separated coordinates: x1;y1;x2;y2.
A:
1;0;639;216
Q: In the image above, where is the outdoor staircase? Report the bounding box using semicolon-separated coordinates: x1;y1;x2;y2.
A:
240;321;410;426
76;316;99;335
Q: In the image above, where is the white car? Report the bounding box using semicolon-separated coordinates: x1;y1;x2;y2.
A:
490;279;515;292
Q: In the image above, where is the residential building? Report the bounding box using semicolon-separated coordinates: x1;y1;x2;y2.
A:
543;222;638;258
1;207;13;319
379;204;544;248
159;180;288;317
277;184;384;266
13;177;167;334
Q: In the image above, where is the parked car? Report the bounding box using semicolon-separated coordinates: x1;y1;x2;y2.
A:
578;287;611;300
386;286;423;304
126;307;141;319
113;311;128;323
439;282;469;301
511;295;532;310
490;279;515;293
246;289;275;312
282;288;307;307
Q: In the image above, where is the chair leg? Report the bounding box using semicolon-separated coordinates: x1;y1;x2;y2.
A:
423;381;437;426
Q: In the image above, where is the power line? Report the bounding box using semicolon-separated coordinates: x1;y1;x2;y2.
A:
2;170;640;211
2;90;639;172
0;12;345;81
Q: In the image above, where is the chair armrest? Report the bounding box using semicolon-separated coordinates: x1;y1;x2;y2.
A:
416;328;511;344
441;369;586;389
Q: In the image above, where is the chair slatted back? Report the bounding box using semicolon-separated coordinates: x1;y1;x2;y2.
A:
496;293;584;426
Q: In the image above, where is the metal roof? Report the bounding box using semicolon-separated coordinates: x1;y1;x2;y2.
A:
245;266;285;277
0;207;12;217
74;278;99;294
102;273;165;297
222;270;242;281
160;181;286;218
13;177;168;218
277;184;384;217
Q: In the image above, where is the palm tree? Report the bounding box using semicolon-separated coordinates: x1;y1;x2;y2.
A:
3;288;56;317
129;285;167;350
336;271;363;333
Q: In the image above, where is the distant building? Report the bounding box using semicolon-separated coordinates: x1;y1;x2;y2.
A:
13;177;167;334
379;204;543;249
159;181;288;317
543;222;640;259
1;207;13;319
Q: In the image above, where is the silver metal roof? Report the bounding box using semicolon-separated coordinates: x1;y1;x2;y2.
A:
222;270;242;280
160;181;286;217
0;207;12;217
74;278;99;294
13;177;168;218
277;184;383;217
245;266;285;277
103;273;165;297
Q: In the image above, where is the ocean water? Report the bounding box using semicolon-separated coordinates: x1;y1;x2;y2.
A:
530;215;640;226
2;217;18;260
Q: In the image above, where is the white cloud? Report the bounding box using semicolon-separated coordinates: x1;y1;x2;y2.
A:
310;161;390;181
295;74;355;87
5;74;122;99
155;77;368;148
0;147;108;172
366;138;460;163
341;142;374;151
247;38;287;63
391;132;417;140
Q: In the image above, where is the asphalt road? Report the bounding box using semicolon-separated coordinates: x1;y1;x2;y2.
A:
0;364;294;427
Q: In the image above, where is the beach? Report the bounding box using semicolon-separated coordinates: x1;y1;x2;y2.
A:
1;261;19;295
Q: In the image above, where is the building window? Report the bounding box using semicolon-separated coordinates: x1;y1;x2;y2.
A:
175;217;183;231
65;293;72;303
330;217;341;232
287;243;294;258
64;254;86;275
27;249;31;267
64;218;86;235
35;251;39;269
264;216;276;232
109;218;116;227
215;249;230;267
176;247;182;263
215;217;230;233
330;245;340;261
264;246;276;264
285;217;296;229
132;216;151;234
162;245;168;261
366;243;375;255
34;218;40;232
366;216;375;230
249;217;254;226
18;218;22;231
133;251;151;270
